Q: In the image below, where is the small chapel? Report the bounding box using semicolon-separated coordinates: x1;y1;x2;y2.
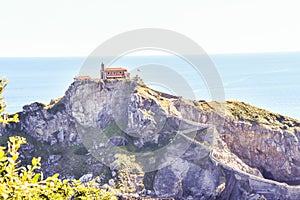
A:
100;63;130;80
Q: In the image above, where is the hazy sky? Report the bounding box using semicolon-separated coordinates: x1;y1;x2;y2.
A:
1;0;300;57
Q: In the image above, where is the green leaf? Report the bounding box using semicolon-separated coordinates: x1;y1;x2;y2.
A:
32;174;40;183
52;173;59;179
0;148;5;158
32;158;37;166
9;136;15;144
12;154;18;161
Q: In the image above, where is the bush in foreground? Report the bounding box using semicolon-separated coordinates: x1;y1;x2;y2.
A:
0;136;117;200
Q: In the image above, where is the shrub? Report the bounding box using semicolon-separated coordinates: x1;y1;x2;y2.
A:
0;136;117;200
0;79;19;124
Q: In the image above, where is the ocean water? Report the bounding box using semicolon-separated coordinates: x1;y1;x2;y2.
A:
0;52;300;120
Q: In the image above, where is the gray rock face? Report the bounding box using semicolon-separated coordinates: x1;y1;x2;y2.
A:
154;157;219;199
1;101;80;146
109;136;128;146
221;119;300;183
79;173;93;183
2;79;300;199
47;154;62;165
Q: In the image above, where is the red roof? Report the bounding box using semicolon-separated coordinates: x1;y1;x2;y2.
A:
74;76;91;80
104;68;127;72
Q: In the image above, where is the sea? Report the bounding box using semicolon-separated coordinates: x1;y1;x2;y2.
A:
1;52;300;120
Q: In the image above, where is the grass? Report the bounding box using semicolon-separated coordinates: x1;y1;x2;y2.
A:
0;131;102;179
226;100;300;132
103;122;139;153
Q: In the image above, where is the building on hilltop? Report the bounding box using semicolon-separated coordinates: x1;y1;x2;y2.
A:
104;67;129;79
100;62;130;80
74;75;91;81
74;63;130;81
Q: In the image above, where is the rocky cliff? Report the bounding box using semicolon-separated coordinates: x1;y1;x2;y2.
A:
1;78;300;199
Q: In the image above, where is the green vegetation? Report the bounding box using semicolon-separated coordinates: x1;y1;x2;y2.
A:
0;131;94;179
0;78;116;199
0;79;19;124
135;85;174;112
111;154;144;193
103;122;137;152
226;100;300;132
103;121;174;153
0;136;116;199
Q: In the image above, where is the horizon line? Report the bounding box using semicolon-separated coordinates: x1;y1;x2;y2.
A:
0;50;300;58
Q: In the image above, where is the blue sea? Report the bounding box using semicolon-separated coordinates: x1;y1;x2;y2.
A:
1;52;300;120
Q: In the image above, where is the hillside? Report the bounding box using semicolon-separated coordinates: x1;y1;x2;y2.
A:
1;78;300;199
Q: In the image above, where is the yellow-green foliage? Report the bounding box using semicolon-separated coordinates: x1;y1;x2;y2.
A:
226;100;300;132
0;79;19;124
0;78;115;199
0;136;117;200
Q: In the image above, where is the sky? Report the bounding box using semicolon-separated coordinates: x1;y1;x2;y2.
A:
0;0;300;57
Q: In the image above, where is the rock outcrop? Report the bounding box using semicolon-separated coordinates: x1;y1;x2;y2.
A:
1;78;300;199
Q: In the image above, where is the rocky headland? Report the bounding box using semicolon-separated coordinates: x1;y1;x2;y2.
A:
1;78;300;199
